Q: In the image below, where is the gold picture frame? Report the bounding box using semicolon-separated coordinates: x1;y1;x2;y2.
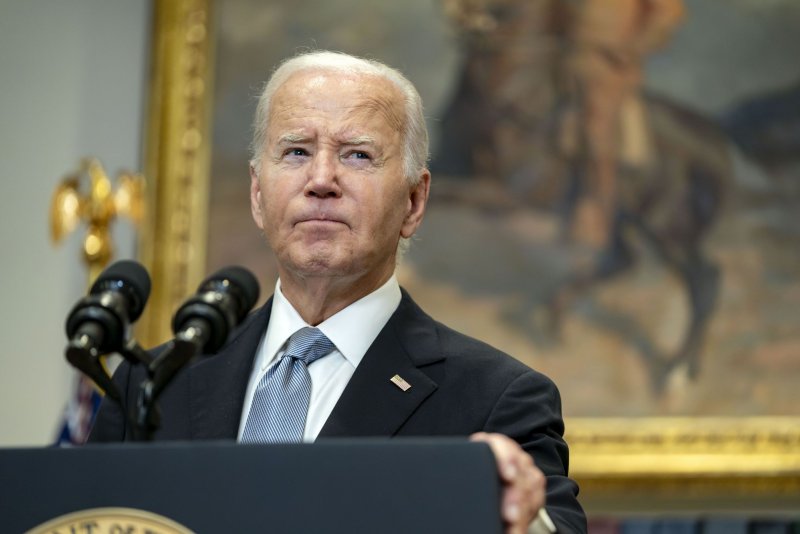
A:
138;0;800;512
138;0;214;346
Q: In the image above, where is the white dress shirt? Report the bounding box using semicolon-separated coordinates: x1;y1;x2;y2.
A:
237;275;402;442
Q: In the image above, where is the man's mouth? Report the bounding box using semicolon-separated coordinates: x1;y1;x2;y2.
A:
295;216;348;228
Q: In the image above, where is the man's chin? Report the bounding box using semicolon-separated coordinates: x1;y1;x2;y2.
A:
283;249;352;278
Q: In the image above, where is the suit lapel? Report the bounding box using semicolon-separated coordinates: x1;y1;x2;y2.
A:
187;302;271;440
319;291;444;438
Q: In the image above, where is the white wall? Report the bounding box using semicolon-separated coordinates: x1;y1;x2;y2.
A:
0;1;150;446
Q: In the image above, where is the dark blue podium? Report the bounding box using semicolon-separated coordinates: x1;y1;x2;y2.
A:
1;439;502;533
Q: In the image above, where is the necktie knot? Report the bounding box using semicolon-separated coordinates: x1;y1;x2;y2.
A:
284;327;335;366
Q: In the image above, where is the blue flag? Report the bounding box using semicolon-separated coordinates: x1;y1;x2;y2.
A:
55;373;102;446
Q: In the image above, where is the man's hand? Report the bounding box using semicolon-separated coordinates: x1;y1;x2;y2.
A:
471;432;546;534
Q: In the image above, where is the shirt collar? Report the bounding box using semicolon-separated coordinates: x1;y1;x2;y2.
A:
262;275;402;368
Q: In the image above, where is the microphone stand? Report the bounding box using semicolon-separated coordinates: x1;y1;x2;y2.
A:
66;330;196;442
66;334;156;441
133;324;209;441
65;339;123;405
65;335;152;406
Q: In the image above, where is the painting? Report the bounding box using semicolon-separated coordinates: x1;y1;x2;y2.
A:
206;0;800;417
141;0;800;503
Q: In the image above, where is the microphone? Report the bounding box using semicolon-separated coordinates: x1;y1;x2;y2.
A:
171;265;260;354
137;266;260;433
64;260;151;401
65;260;151;354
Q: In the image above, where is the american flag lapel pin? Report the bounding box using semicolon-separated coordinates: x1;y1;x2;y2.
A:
390;374;412;392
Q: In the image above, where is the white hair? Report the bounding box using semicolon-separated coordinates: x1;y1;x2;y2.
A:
250;50;429;186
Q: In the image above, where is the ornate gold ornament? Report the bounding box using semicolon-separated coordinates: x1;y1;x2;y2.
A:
50;157;145;281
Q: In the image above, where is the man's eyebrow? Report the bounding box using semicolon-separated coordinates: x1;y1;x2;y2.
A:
341;135;377;146
277;133;311;144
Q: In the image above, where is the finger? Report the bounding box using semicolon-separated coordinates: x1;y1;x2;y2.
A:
471;432;521;482
471;432;545;531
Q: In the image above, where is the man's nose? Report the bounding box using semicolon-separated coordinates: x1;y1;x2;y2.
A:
305;152;342;198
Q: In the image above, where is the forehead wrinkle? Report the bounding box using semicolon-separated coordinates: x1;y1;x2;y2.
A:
265;73;406;152
346;95;405;134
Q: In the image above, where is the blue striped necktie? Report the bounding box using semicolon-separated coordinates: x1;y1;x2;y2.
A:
241;327;335;443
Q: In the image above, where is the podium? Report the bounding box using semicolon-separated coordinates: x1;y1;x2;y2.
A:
1;439;502;533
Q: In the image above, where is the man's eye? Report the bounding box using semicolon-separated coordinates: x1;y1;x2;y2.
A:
284;148;308;157
345;151;371;160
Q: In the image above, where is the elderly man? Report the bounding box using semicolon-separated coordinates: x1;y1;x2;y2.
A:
90;51;586;533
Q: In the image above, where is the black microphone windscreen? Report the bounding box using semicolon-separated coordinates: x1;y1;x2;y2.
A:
201;266;260;319
90;260;152;321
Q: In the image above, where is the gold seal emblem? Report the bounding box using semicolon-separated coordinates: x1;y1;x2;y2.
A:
26;507;194;534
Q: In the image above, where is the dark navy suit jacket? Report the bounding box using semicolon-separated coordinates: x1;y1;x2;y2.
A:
89;290;586;532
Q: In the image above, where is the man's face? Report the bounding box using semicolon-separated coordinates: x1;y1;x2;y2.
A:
250;70;429;289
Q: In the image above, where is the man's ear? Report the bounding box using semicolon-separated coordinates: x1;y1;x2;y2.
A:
250;164;265;231
400;170;431;239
